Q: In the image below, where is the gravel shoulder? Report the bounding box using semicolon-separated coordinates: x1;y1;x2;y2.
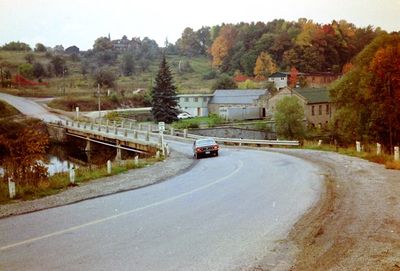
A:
0;150;194;219
253;148;400;271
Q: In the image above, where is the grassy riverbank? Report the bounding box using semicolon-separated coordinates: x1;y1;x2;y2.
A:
0;157;164;204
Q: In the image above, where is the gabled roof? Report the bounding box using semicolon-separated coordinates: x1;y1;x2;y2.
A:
294;88;330;104
210;89;267;104
269;72;290;78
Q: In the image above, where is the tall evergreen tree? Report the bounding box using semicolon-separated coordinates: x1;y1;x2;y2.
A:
151;56;179;123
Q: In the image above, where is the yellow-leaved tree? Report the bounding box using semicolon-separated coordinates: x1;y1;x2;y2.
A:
253;52;277;79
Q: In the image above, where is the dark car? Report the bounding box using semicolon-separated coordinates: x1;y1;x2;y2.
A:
193;138;219;159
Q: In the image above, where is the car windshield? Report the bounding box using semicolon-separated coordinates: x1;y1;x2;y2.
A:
196;139;216;146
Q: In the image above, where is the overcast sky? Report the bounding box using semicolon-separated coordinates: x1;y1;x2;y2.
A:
0;0;399;50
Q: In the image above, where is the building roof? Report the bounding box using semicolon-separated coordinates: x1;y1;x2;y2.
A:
294;88;330;104
177;93;214;97
210;89;267;104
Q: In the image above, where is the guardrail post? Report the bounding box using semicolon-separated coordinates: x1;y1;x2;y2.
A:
133;130;138;139
8;177;16;199
156;150;160;159
146;131;150;141
69;166;75;184
77;122;80;128
170;127;174;136
66;120;69;126
115;127;118;135
106;125;109;133
83;122;87;129
183;129;188;138
107;160;112;174
90;122;94;130
116;144;122;161
376;143;381;155
121;120;125;128
165;143;170;156
134;156;139;166
395;146;399;161
356;141;361;152
124;129;128;137
98;123;101;132
129;122;133;130
71;121;74;127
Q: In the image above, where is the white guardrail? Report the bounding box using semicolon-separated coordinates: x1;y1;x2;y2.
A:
54;119;300;148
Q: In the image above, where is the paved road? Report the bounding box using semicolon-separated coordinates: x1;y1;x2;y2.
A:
0;92;64;122
0;141;322;270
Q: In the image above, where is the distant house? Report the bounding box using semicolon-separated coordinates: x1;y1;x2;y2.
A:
268;71;339;89
209;89;268;120
177;93;214;117
267;87;334;128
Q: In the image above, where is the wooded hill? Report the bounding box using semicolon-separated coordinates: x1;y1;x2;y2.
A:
0;18;385;92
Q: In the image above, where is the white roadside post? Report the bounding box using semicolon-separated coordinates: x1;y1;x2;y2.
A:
356;141;361;153
376;143;382;155
134;156;139;166
8;177;16;199
69;166;75;185
158;121;165;156
107;160;112;174
394;146;399;161
318;139;322;147
75;107;79;121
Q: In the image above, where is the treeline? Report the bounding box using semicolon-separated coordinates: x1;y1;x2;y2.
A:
331;32;400;151
174;19;381;76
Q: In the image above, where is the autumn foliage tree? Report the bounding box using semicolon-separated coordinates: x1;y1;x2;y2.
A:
331;33;400;150
289;66;299;88
0;119;49;186
253;52;277;79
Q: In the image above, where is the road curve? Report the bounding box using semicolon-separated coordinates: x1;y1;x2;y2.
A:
0;92;64;122
0;142;322;270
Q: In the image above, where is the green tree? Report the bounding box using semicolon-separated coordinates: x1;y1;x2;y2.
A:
33;62;46;78
24;53;35;64
34;43;47;52
151;56;179;123
18;63;34;79
1;41;31;51
50;56;66;77
94;68;116;88
121;53;135;76
211;74;237;90
254;52;277;79
274;96;305;139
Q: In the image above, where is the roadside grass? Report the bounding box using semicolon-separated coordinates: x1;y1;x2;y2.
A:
0;100;20;118
0;156;164;204
172;114;225;129
303;140;400;170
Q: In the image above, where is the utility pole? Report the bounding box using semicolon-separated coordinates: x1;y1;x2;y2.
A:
97;84;101;118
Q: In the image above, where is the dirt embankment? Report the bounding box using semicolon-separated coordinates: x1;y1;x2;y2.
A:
271;149;400;271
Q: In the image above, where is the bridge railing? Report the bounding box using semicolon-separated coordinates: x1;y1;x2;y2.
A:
58;120;300;148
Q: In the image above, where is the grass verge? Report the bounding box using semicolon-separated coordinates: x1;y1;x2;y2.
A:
303;141;400;170
0;156;164;204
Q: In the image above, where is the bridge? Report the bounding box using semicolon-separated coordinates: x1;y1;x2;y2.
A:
48;118;300;161
48;119;166;159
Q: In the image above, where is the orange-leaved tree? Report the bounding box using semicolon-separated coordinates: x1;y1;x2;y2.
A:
289;66;299;88
0;120;49;186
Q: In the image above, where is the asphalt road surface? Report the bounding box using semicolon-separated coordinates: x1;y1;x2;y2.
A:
0;141;322;271
0;92;64;122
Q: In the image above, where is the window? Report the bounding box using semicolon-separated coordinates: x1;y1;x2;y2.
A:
319;105;322;115
326;104;329;115
184;97;189;102
194;97;198;102
311;105;315;116
281;77;285;80
203;97;207;102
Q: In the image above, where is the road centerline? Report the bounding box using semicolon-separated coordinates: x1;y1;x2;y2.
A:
0;159;244;252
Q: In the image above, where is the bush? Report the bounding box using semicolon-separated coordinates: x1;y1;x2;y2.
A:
202;70;217;80
211;74;237;90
